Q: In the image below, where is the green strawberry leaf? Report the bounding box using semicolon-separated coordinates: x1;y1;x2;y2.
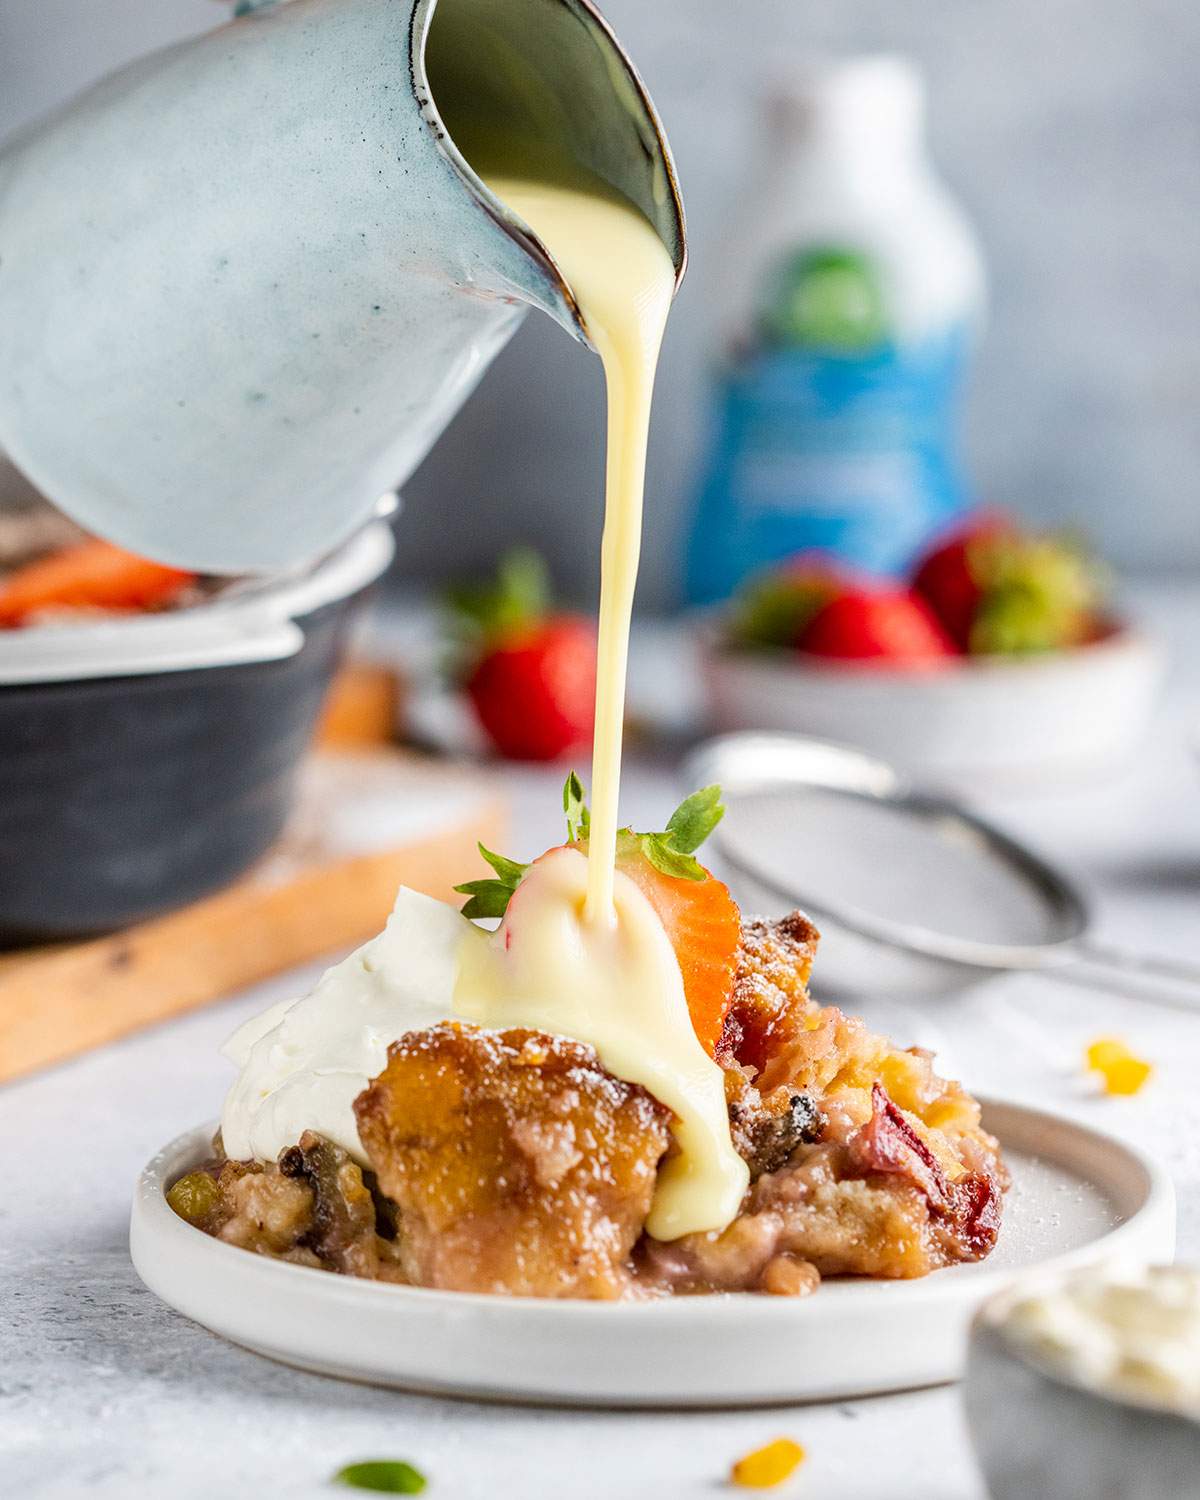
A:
454;841;528;920
442;547;552;679
477;843;528;886
632;783;724;880
444;546;549;633
333;1458;427;1493
454;782;725;913
639;833;707;882
665;784;724;853
563;770;591;842
453;879;516;920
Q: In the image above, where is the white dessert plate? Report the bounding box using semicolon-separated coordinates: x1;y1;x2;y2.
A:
130;1100;1174;1407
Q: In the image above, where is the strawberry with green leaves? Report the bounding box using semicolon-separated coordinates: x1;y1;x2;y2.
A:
446;549;596;761
726;555;849;649
912;513;1107;655
455;776;740;1055
727;555;954;664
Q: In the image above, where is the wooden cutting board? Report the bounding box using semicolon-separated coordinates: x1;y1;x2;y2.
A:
0;750;506;1084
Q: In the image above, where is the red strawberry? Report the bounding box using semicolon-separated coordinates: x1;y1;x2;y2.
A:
466;617;596;761
912;512;1106;655
911;510;1015;650
728;554;853;649
798;588;956;663
448;549;596;761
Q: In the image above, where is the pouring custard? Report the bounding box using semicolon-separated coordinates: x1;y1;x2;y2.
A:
191;33;1008;1300
222;160;748;1240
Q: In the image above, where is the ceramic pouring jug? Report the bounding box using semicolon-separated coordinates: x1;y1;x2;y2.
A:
0;0;683;572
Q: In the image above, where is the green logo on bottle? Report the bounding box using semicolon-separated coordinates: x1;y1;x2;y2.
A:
758;247;888;353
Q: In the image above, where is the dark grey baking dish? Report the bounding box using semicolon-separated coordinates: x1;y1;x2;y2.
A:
0;520;394;943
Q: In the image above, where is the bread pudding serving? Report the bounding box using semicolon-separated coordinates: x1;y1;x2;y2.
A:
170;779;1006;1300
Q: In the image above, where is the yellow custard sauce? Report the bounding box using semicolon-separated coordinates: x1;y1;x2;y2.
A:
455;846;746;1239
482;174;672;926
452;172;748;1237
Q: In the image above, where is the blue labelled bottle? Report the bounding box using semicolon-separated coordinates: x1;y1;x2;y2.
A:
685;56;985;605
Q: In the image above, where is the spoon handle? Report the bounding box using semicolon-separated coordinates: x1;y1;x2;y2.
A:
1062;937;1200;1012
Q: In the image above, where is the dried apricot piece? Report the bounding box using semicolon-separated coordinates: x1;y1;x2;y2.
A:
730;1437;806;1489
1085;1037;1153;1096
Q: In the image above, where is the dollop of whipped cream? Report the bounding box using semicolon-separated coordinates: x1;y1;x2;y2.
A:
220;888;481;1164
1001;1264;1200;1416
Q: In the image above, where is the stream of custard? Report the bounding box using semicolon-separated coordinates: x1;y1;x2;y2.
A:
486;174;671;923
451;171;748;1238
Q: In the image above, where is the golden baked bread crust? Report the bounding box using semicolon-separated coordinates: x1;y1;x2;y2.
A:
355;1022;671;1298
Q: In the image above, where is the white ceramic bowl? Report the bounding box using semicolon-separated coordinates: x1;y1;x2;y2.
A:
965;1271;1200;1500
699;624;1165;788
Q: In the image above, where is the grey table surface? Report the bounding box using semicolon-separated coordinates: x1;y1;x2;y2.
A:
4;581;1198;1499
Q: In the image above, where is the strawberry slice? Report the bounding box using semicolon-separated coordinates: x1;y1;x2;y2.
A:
797;587;956;663
614;837;740;1056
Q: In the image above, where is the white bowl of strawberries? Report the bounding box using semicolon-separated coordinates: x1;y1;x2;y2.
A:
699;513;1165;787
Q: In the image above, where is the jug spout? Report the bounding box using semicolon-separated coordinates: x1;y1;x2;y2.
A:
414;0;685;342
0;0;684;573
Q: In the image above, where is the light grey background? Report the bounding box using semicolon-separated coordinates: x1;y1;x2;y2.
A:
2;0;1197;606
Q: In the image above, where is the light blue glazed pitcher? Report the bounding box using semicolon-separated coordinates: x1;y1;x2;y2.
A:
0;0;683;571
